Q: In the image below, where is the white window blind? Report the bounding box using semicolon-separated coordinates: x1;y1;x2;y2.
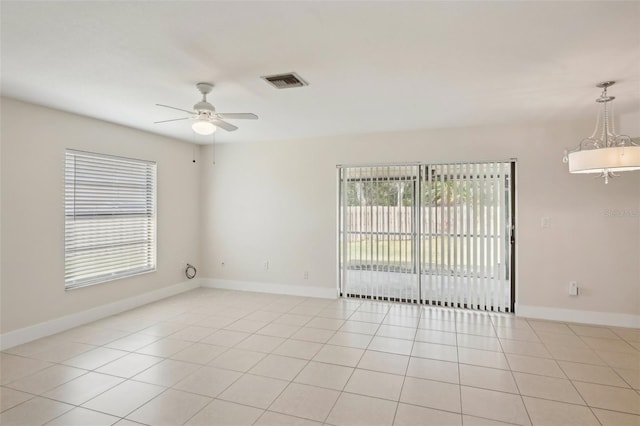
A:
339;161;514;312
65;150;157;289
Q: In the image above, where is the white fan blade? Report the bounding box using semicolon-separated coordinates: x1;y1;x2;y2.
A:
156;104;196;115
217;113;258;120
154;117;190;124
211;119;238;132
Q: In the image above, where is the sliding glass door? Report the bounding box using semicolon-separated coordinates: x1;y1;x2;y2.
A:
338;161;515;312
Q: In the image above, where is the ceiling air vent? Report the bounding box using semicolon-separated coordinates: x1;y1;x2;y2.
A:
261;72;308;89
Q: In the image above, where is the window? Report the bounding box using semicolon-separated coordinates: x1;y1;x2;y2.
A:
65;150;157;289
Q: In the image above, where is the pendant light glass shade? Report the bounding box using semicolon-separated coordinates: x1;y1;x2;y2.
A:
563;81;640;184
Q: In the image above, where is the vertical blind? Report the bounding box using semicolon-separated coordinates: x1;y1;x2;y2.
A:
65;150;157;289
339;161;514;312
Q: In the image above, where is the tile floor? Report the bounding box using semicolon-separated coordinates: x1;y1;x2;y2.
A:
1;288;639;426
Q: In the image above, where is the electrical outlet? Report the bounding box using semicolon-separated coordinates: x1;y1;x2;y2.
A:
541;217;551;228
264;261;269;271
569;281;578;296
304;271;309;280
220;261;225;267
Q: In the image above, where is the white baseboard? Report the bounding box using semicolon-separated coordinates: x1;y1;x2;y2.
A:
0;279;201;351
201;278;338;300
517;304;640;328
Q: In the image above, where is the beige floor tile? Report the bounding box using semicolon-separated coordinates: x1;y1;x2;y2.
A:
273;339;323;360
369;336;414;356
400;376;461;413
208;348;266;372
43;372;123;405
0;354;52;384
357;350;409;375
345;369;404;400
63;327;131;346
592;408;640;426
418;318;457;332
244;310;284;322
411;341;458;362
0;387;33;412
544;343;606;365
458;348;509;369
167;325;216;342
270;382;340;421
457;334;502;352
573;381;640;414
558;360;629;387
414;329;457;345
133;359;200;387
523;396;599;426
169;342;227;365
30;342;96;363
494;326;540;343
249;354;307;380
582;336;637;353
340;320;381;335
225;319;270;333
200;329;251;347
5;364;86;394
62;347;128;371
595;350;640;370
256;323;301;338
376;325;417;341
615;367;640;389
4;336;65;358
82;379;165;417
273;314;313;327
328;331;373;349
462;415;520;425
383;315;421;328
139;321;187;337
456;324;497;338
313;344;364;367
185;399;264;425
218;374;288;409
294;361;353;390
127;388;211;425
498;339;550;358
569;325;620;339
173;366;241;397
235;334;286;353
105;333;160;351
461;386;530;426
292;327;336;343
528;320;574;335
135;337;193;357
513;372;584;404
306;317;345;331
394;403;462;425
0;396;73;426
326;392;397;426
254;411;322;426
349;311;386;324
46;407;120;426
506;354;565;378
96;353;163;378
612;328;640;343
460;364;518;393
535;331;587;348
406;356;459;384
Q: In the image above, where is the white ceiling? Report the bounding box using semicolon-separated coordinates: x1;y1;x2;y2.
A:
2;1;639;144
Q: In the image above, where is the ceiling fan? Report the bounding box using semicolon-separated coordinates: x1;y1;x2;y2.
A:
155;82;258;135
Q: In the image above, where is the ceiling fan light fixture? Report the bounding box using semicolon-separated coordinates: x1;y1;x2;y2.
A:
192;117;216;135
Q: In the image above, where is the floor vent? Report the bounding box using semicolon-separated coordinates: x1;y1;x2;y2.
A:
261;72;308;89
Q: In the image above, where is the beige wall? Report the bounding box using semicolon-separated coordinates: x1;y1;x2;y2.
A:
200;118;640;317
0;98;201;333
